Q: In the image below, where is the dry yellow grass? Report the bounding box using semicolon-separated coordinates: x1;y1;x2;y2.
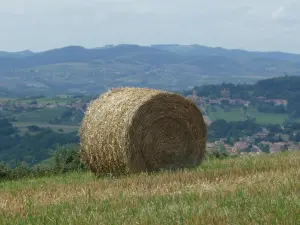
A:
80;87;207;176
0;151;299;224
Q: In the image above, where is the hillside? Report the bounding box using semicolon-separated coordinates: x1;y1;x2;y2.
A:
152;44;300;61
1;151;299;224
183;76;300;118
0;50;35;58
1;76;300;166
1;44;300;97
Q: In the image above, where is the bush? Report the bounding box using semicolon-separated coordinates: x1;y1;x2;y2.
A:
0;162;32;180
27;125;42;132
205;149;230;160
53;144;86;173
0;144;86;182
0;163;10;180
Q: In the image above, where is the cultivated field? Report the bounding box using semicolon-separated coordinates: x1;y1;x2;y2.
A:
207;106;289;124
1;151;299;224
207;106;245;122
247;108;289;124
12;122;79;133
14;108;67;123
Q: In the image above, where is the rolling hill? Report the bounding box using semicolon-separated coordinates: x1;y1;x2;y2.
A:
1;44;300;97
0;50;35;58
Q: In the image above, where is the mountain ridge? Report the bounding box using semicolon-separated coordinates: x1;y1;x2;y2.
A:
0;44;299;97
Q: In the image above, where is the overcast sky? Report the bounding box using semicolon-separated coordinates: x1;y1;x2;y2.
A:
1;0;300;53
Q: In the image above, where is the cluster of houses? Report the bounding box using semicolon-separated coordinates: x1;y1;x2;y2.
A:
256;96;288;106
206;129;300;155
207;139;299;155
186;88;288;108
186;95;288;108
186;93;250;107
185;89;297;155
0;100;87;112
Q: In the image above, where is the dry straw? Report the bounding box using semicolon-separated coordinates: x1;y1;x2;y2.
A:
80;87;207;176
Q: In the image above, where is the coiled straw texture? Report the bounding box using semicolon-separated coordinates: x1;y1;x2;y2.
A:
80;87;207;176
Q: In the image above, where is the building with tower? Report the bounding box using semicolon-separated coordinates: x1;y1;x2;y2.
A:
221;88;230;99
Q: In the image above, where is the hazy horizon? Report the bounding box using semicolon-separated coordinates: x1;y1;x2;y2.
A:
1;0;300;53
2;44;300;55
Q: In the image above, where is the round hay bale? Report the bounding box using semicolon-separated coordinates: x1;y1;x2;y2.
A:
79;87;207;176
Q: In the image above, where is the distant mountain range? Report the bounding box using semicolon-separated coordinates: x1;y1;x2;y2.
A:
0;44;300;97
0;50;35;58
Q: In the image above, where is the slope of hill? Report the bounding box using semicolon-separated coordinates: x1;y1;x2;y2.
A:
0;45;182;70
1;44;300;96
184;75;300;99
182;76;300;118
1;151;299;224
151;44;300;61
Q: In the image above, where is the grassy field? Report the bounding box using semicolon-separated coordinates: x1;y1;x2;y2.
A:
11;107;79;133
1;97;72;106
247;108;289;125
15;107;67;123
35;97;71;104
207;106;245;122
0;151;299;224
12;122;79;133
207;105;289;124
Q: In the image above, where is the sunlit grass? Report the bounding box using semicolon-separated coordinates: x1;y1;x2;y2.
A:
1;151;299;224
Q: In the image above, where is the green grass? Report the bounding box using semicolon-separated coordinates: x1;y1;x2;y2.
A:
9;96;71;105
12;122;79;133
207;105;245;122
247;108;289;125
207;105;289;124
12;108;79;134
0;151;299;224
36;97;70;104
15;107;67;123
2;107;79;133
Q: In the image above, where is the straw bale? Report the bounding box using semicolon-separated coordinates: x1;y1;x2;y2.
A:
80;87;207;176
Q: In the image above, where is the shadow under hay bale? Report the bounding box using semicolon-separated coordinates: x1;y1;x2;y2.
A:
80;87;207;176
